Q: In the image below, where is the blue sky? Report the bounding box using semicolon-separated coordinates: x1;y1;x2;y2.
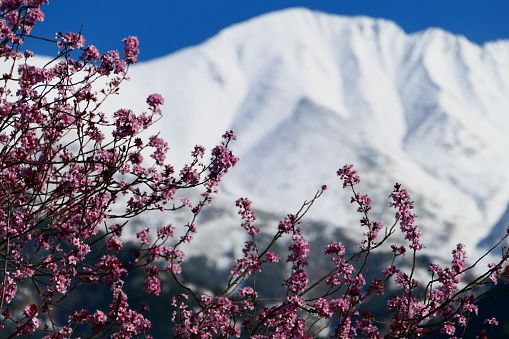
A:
27;1;509;62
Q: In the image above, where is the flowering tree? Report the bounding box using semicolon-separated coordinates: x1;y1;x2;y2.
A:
171;166;509;338
0;1;240;337
1;1;509;338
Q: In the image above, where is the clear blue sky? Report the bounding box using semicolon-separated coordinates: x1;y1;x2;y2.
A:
27;1;509;62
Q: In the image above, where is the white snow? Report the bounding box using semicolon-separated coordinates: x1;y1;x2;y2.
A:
15;8;509;264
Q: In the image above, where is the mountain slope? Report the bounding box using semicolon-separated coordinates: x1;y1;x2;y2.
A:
108;8;509;260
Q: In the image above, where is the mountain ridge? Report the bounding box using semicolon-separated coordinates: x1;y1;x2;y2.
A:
103;8;509;261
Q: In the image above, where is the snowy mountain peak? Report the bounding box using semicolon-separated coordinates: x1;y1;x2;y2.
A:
109;8;509;259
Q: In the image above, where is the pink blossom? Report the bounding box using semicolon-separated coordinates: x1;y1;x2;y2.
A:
106;237;123;251
25;8;44;25
143;276;161;295
287;235;310;266
337;164;360;188
264;251;280;263
122;36;139;64
88;310;107;324
129;152;143;165
284;269;308;293
325;241;346;256
389;183;425;250
452;243;467;273
314;298;333;318
157;224;174;238
238;286;258;298
57;32;85;49
146;93;164;107
236;197;260;236
81;44;100;61
484;316;499;326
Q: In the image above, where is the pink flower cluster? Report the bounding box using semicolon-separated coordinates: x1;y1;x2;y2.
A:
113;108;152;138
236;197;259;236
0;5;242;336
172;294;242;338
389;183;425;250
56;32;85;50
172;164;509;337
337;164;360;188
146;93;164;114
122;36;140;64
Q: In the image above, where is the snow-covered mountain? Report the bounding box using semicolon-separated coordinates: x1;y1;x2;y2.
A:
108;8;509;262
